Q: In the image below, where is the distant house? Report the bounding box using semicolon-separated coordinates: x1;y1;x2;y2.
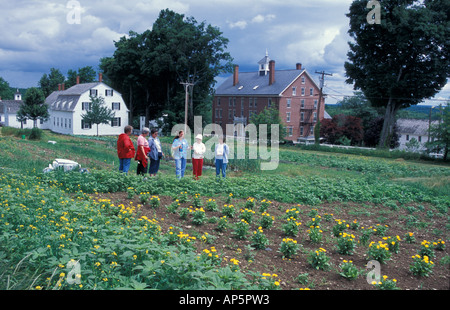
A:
1;75;129;136
213;52;330;142
45;74;129;136
0;89;38;129
396;118;438;151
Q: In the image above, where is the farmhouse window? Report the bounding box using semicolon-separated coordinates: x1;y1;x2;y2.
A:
81;120;92;129
82;102;92;111
112;102;120;110
111;117;121;127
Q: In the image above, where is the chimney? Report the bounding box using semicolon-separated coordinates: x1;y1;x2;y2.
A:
269;60;275;85
76;76;80;84
62;83;65;91
58;84;61;91
99;72;103;83
233;65;239;86
296;63;302;70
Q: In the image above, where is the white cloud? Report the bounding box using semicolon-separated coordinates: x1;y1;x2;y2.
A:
251;14;276;23
227;20;248;29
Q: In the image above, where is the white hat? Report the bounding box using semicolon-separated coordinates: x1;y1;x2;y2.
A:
195;134;203;140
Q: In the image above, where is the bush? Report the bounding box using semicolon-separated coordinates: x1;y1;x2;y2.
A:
29;127;42;140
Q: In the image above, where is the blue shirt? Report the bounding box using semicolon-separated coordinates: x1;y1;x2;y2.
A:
172;138;189;159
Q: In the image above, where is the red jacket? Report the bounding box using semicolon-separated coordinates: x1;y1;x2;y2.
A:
117;133;135;159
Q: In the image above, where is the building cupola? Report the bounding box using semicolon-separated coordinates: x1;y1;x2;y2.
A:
258;50;271;76
14;89;22;101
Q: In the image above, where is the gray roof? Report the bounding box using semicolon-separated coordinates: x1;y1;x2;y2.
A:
0;100;23;114
258;55;270;65
215;69;306;96
397;118;439;136
46;82;102;112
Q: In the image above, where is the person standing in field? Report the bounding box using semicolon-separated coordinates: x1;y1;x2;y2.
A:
117;125;135;174
215;135;229;178
171;130;190;179
135;127;150;176
147;128;164;176
192;134;206;180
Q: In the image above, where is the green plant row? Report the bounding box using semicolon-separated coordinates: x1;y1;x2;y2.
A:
279;149;450;178
41;170;449;208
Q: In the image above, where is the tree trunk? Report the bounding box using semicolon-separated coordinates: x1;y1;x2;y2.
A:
378;67;403;149
128;85;133;126
378;98;398;149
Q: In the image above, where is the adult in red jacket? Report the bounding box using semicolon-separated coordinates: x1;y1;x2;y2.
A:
117;125;135;173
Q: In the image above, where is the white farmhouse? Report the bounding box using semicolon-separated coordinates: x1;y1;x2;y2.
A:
396;118;439;151
45;75;129;136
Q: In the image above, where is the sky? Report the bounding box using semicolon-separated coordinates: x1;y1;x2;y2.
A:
0;0;448;106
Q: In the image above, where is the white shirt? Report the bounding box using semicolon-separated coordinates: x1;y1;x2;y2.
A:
192;142;206;159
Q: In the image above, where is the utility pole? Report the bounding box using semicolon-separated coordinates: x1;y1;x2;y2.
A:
180;81;195;133
314;70;332;144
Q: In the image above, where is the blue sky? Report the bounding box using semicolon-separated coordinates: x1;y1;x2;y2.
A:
0;0;448;105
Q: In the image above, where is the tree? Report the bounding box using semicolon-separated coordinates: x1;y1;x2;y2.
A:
38;68;66;97
364;117;399;148
0;77;14;100
250;106;286;143
66;66;97;88
426;103;450;160
345;0;450;149
100;9;233;130
17;88;49;128
81;96;116;136
100;31;144;125
320;114;364;146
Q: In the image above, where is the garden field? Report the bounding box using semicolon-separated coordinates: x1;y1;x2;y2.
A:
0;129;449;291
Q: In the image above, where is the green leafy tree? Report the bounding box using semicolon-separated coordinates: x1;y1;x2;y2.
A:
426;103;450;161
0;77;14;100
100;31;144;125
38;68;66;97
81;96;116;136
250;106;286;143
17;87;49;128
100;9;233;129
66;66;97;88
345;0;450;149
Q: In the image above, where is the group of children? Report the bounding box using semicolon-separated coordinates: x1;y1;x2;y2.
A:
117;126;229;179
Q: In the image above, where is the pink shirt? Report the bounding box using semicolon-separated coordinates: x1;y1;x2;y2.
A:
137;135;149;147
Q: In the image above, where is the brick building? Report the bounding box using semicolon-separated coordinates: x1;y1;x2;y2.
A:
213;53;328;142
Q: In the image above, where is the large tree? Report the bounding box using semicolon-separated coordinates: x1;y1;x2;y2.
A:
100;9;233;130
100;31;144;126
0;77;14;100
17;87;49;128
345;0;449;148
66;66;97;88
38;68;66;98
